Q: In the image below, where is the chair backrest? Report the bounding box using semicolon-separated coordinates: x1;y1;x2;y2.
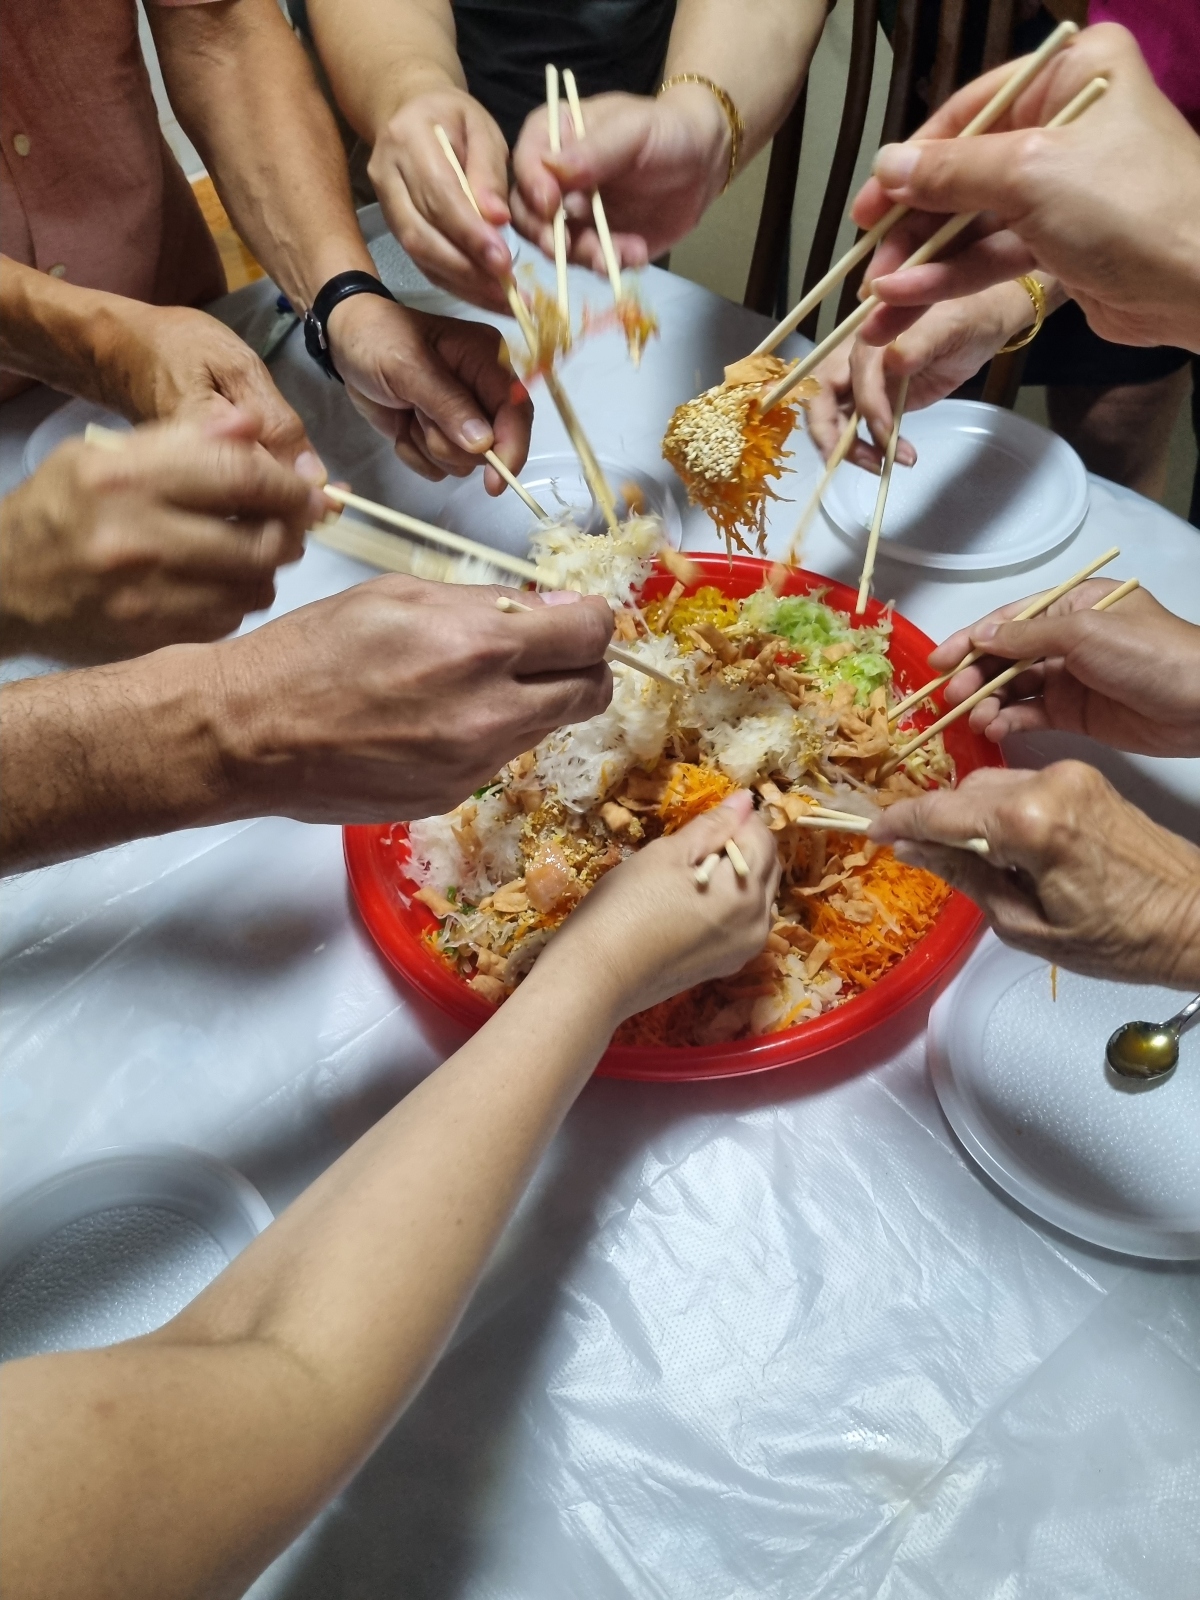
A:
744;0;1023;341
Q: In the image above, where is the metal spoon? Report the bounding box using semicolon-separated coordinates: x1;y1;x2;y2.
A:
1105;994;1200;1081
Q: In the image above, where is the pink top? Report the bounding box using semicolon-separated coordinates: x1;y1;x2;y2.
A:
1089;1;1200;131
0;0;226;402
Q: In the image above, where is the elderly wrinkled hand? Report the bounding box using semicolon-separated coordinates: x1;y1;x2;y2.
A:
871;763;1200;987
848;24;1200;354
547;790;780;1021
0;417;323;663
927;579;1200;756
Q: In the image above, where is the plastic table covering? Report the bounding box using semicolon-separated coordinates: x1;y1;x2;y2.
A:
2;224;1199;1598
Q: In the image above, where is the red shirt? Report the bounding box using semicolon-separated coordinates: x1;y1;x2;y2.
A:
0;0;225;402
1089;1;1200;132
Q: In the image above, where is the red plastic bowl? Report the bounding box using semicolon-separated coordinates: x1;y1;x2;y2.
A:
345;557;1003;1081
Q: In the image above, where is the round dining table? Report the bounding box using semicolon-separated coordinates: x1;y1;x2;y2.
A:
2;212;1198;1599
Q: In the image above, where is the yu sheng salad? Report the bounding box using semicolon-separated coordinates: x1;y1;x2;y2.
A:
406;522;956;1049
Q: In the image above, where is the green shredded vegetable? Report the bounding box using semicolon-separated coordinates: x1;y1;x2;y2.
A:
737;585;892;703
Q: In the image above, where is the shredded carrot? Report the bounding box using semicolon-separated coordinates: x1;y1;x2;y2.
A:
1050;963;1058;1001
657;763;737;833
808;851;951;988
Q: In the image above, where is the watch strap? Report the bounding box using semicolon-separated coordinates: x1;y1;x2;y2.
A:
303;270;396;382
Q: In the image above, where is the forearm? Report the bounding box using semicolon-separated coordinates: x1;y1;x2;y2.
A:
0;950;617;1600
662;0;826;162
0;649;236;874
152;0;375;309
0;259;148;414
306;0;462;143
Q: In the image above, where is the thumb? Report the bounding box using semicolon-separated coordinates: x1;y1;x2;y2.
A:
972;610;1096;663
549;117;648;193
872;129;1044;222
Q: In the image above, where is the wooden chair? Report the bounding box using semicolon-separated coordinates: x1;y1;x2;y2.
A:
743;0;1031;403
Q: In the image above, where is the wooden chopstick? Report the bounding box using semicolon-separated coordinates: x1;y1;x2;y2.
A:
758;76;1108;414
433;123;619;532
494;594;680;688
545;65;570;325
561;69;625;307
483;450;550;519
323;484;540;581
774;411;861;584
855;376;909;615
888;544;1120;722
791;812;991;857
885;575;1139;772
749;20;1079;359
692;841;751;887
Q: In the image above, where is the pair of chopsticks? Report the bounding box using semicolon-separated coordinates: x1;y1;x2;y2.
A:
884;574;1139;773
434;123;620;533
83;421;670;691
750;20;1078;363
791;803;990;858
494;594;679;688
888;545;1120;721
759;72;1108;415
693;839;750;887
542;68;626;313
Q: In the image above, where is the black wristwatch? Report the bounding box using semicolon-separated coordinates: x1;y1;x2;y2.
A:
302;270;397;382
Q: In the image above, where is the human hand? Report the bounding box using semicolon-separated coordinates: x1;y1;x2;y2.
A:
212;578;614;820
927;579;1200;756
510;82;730;271
368;88;514;312
850;24;1200;352
106;301;321;470
808;279;1048;470
543;791;780;1021
871;763;1200;987
0;415;324;663
326;296;532;494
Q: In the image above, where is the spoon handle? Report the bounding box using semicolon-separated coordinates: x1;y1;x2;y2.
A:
1166;992;1200;1035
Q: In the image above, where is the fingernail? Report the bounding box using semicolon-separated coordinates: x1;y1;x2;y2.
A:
974;622;999;642
462;420;492;448
295;450;327;485
873;144;919;188
541;589;582;606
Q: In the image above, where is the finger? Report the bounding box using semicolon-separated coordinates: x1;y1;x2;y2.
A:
412;411;479;475
114;428;324;531
503;594;616;675
870;235;1036;310
377;173;513;313
129;510;304;577
510;105;561;221
497;664;614;742
545;112;647;196
462;105;512;226
400;129;513;280
891;839;1050;948
678;790;756;866
870;126;1059;223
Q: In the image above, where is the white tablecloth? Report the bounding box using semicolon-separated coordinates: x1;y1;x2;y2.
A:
3;224;1199;1598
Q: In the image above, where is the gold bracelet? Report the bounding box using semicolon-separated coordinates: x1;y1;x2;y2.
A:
658;72;745;194
997;274;1048;353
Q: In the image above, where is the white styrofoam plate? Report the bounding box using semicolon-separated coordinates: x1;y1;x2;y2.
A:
928;934;1200;1258
21;397;132;480
822;399;1089;572
0;1146;272;1360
